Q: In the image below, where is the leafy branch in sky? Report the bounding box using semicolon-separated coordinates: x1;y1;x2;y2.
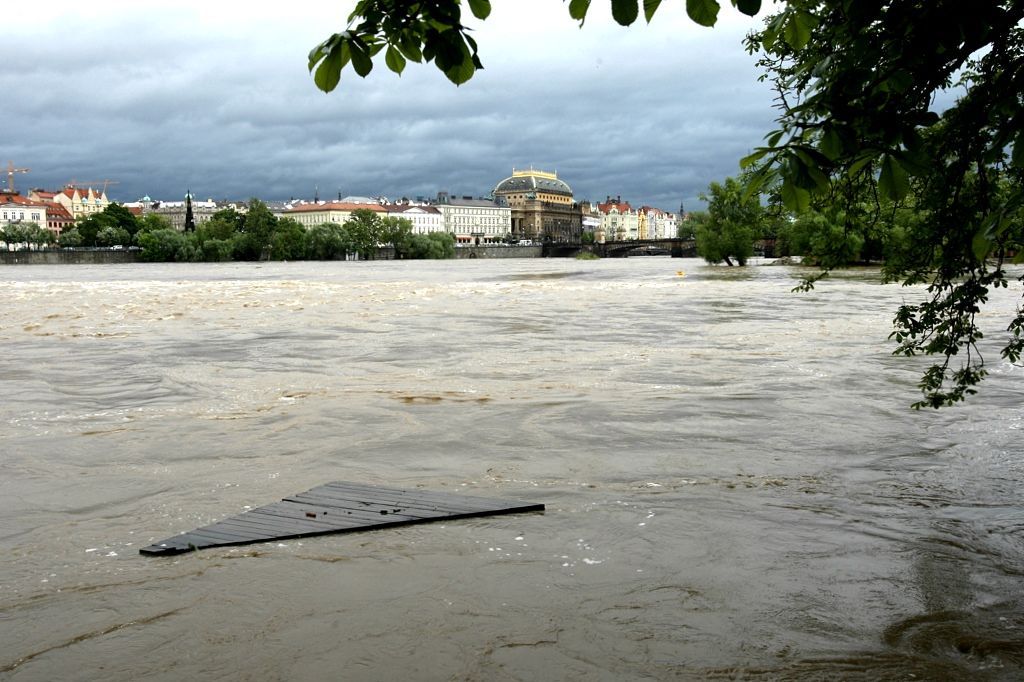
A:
308;0;1024;407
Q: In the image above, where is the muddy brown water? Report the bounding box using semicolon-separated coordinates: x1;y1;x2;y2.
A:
1;258;1022;680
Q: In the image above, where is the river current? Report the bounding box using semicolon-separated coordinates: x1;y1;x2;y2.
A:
1;258;1022;680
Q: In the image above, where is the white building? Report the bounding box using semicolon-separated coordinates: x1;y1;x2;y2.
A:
433;192;511;244
597;197;639;241
640;206;679;239
283;202;387;228
1;193;48;229
387;204;443;234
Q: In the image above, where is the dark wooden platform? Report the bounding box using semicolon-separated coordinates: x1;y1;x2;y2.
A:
140;481;545;556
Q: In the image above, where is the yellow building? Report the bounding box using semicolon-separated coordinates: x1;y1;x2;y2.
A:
492;168;581;243
282;202;386;228
32;186;111;220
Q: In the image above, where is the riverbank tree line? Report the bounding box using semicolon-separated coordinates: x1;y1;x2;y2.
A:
689;171;1023;272
2;200;455;261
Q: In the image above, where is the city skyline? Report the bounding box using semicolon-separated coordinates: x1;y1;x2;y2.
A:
5;1;778;210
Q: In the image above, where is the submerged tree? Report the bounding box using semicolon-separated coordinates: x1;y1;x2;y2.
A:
306;0;1024;407
696;176;760;266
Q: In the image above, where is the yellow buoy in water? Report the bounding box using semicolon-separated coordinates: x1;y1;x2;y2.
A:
676;271;686;277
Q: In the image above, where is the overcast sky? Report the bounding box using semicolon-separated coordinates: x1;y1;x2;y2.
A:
5;1;778;211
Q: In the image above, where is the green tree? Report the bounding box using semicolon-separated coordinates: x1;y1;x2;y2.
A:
138;229;191;262
102;203;142;241
196;238;234;262
345;209;385;259
2;223;55;250
2;224;24;250
270;217;307;260
677;212;702;241
198;208;244;242
305;222;354;260
406;232;455;259
233;199;278;260
75;202;141;246
382;217;414;257
309;0;1024;406
739;2;1024;406
59;228;84;248
696;177;760;266
96;225;131;247
136;213;173;241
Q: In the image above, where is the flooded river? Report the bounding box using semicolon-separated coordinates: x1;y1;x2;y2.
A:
1;258;1022;680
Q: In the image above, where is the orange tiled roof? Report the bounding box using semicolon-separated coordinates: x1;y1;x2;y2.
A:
60;186;104;199
597;201;633;214
43;202;73;219
1;192;48;208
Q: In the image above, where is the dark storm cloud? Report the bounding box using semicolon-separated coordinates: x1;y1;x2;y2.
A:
6;2;775;211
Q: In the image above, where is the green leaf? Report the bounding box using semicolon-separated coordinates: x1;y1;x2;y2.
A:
686;0;720;27
385;45;407;74
308;39;330;72
467;0;491;20
761;15;784;51
847;153;875;178
568;0;592;22
643;0;662;22
445;55;476;85
820;127;842;160
780;181;810;213
765;129;784;147
313;42;350;93
783;11;814;50
1013;131;1024;169
397;32;423;62
972;229;993;262
742;166;776;201
739;148;770;169
349;40;374;77
611;0;639;26
733;0;761;16
806;164;830;191
878;154;910;201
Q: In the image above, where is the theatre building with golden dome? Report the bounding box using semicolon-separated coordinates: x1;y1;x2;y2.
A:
492;168;582;244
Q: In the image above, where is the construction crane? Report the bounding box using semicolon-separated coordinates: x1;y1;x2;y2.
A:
6;161;30;193
66;179;120;195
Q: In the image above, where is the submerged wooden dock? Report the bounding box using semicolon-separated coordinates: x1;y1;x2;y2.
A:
140;481;545;556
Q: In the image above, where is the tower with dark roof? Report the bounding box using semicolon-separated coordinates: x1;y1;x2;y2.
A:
184;190;195;232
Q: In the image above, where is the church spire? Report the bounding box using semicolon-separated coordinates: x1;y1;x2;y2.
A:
184;189;195;232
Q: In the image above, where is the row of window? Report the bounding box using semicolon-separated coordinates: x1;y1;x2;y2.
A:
2;211;43;221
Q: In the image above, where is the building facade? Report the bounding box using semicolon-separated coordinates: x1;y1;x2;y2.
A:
149;196;220;231
433;192;511;244
597;197;639;241
31;186;110;220
1;192;48;231
492;169;581;243
640;206;678;240
387;204;443;235
42;202;73;236
283;202;386;228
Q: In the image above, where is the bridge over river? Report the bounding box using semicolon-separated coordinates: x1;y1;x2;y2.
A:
544;238;777;258
541;239;695;258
